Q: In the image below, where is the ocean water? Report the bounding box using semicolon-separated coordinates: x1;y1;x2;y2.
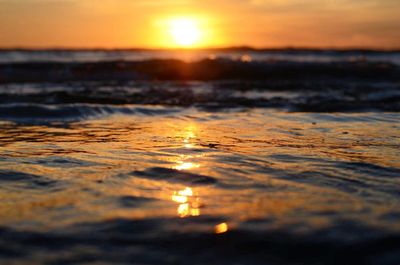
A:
1;49;400;65
0;50;399;265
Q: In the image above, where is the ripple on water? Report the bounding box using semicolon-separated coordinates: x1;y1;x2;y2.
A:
32;156;100;168
0;106;399;264
0;170;59;190
1;217;400;265
131;167;217;186
118;195;158;208
337;161;400;178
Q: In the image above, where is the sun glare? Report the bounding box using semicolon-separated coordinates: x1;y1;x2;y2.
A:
154;15;220;48
168;18;201;47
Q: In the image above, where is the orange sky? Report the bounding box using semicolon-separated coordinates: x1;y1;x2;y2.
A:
0;0;399;49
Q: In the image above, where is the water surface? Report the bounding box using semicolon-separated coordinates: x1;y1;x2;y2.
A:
1;107;399;264
0;50;399;264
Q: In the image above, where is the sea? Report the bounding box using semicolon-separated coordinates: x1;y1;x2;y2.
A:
0;49;399;265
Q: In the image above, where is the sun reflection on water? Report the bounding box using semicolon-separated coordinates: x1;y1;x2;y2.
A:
182;125;197;148
215;222;228;234
172;124;202;170
174;161;200;170
172;187;201;218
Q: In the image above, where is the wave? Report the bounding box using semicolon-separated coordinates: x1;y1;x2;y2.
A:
1;59;399;83
0;78;399;113
0;170;60;191
130;167;218;185
0;103;182;123
0;58;399;114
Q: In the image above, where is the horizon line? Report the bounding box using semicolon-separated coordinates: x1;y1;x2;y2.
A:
0;45;400;52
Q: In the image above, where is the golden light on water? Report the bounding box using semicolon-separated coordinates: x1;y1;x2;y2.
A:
183;143;194;148
172;187;201;218
183;133;195;148
215;222;228;234
174;162;199;171
171;187;193;203
173;124;200;170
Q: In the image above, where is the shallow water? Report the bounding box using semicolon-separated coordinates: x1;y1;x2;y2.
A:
1;49;400;264
1;105;400;264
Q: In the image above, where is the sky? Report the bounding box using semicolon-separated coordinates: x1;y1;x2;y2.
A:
0;0;399;49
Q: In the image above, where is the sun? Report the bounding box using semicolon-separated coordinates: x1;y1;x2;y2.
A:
154;15;217;48
168;18;201;47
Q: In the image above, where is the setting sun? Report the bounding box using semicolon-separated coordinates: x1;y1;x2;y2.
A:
153;15;221;48
168;18;201;47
